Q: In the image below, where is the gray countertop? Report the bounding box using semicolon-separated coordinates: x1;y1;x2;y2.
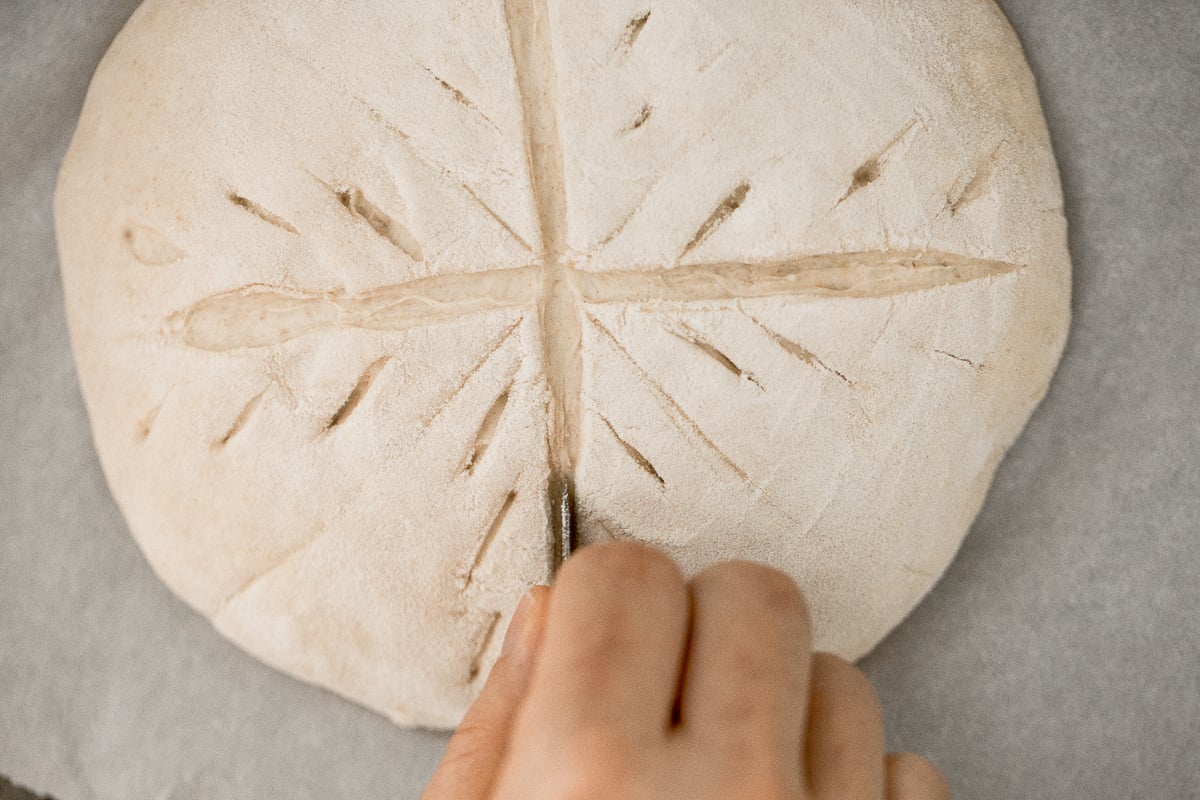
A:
2;1;1197;798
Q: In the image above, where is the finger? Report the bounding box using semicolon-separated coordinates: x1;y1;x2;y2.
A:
680;562;812;775
519;542;690;739
422;586;550;800
885;753;952;800
804;653;886;800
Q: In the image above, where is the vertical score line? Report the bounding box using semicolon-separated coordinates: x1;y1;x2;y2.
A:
504;0;568;262
505;0;581;566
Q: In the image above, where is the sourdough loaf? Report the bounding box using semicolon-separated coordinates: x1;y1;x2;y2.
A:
56;0;1070;727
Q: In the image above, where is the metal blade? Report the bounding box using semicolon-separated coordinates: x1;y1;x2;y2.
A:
559;476;576;562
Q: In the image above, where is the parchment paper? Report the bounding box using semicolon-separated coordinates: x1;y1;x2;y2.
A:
2;1;1197;798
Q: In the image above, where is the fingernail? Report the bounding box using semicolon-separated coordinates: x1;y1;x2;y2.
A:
501;587;545;658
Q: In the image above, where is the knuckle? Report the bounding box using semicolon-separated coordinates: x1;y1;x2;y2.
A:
564;541;682;592
815;652;880;705
748;564;809;619
697;561;811;623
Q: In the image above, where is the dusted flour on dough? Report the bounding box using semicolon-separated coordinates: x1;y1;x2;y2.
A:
55;0;1070;727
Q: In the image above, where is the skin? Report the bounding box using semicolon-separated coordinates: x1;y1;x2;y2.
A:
424;542;951;800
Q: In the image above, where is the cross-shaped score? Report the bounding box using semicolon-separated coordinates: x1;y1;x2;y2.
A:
164;0;1023;566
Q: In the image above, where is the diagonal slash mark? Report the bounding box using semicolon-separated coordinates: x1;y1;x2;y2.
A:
744;313;853;387
468;612;503;681
420;318;525;432
215;523;332;616
587;312;752;486
596;413;665;486
254;30;535;256
462;490;519;588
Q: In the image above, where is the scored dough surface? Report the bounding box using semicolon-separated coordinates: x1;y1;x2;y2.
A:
56;0;1070;727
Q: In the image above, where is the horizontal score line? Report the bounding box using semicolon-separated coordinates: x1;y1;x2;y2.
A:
163;250;1023;351
572;250;1023;303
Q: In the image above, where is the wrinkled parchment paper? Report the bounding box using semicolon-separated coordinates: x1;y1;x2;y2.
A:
2;1;1198;797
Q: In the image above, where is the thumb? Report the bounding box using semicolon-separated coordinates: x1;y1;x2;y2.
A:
423;586;550;800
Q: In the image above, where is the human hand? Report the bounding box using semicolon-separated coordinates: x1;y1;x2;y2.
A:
424;542;950;799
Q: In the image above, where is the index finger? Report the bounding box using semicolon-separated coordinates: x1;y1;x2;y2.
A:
516;542;691;740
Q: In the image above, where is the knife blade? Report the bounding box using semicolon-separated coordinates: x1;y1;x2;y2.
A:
559;475;576;563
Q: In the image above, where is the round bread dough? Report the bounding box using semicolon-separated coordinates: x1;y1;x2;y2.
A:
55;0;1070;727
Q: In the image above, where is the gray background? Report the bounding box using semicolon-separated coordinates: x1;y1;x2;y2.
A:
2;1;1197;797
